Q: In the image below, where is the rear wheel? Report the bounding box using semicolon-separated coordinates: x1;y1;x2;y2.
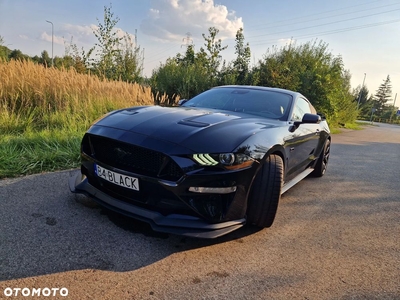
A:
247;154;283;228
311;139;330;177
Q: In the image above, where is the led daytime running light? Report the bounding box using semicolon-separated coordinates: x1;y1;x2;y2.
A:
192;153;255;169
193;154;218;166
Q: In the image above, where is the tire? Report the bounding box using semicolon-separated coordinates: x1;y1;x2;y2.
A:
247;154;283;228
311;138;331;177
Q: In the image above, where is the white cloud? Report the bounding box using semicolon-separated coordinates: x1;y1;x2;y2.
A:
115;28;135;42
37;23;97;52
59;23;136;48
40;31;65;46
140;0;243;43
59;23;97;46
277;38;295;47
63;24;97;36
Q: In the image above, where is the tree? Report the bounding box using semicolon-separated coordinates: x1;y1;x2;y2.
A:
353;85;372;118
372;75;392;117
177;44;195;65
175;44;201;98
63;37;92;73
39;50;52;67
150;53;209;105
91;4;122;80
200;27;228;85
355;85;369;107
90;4;143;83
252;40;357;125
0;36;11;61
114;32;143;83
218;28;252;86
9;49;29;61
232;28;251;84
254;43;301;91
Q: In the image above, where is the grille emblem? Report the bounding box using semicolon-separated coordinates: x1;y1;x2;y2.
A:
114;147;130;159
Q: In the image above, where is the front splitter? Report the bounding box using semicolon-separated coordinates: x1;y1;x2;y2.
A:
69;171;246;239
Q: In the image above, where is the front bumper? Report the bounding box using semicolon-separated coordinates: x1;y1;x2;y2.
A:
69;171;247;238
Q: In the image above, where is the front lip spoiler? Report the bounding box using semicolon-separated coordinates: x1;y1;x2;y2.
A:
69;171;245;239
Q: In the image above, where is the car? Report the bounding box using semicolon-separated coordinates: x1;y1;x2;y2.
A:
69;85;331;238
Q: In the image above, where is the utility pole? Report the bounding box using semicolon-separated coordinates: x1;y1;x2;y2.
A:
46;20;54;67
180;32;194;100
181;32;193;49
357;73;367;110
135;29;137;47
132;29;144;78
141;48;145;78
389;93;397;123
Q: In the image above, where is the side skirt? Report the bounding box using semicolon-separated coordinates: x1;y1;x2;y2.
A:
281;168;314;194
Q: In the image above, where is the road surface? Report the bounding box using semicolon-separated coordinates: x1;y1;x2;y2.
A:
1;123;399;299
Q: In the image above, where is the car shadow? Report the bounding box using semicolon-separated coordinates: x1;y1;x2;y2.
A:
0;171;262;281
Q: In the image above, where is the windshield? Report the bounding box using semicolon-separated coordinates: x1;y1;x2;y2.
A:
182;87;292;120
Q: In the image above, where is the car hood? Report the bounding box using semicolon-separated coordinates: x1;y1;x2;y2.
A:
93;106;278;153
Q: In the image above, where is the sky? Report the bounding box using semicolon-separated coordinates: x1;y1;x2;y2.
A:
1;0;399;104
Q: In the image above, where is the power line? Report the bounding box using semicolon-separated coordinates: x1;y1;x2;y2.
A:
249;18;400;47
245;1;398;31
145;44;181;64
246;8;400;41
145;43;178;57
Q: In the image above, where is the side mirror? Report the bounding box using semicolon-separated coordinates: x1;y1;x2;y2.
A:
178;99;188;106
301;113;321;124
291;113;321;132
317;113;326;120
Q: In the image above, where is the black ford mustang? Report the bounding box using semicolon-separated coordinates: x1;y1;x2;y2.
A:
69;85;330;238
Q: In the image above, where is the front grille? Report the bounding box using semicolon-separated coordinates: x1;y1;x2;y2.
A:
82;134;184;181
81;163;197;217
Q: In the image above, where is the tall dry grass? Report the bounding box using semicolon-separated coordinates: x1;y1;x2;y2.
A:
0;59;157;132
0;59;172;177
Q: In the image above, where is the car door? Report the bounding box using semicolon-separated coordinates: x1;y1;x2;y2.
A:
284;97;321;180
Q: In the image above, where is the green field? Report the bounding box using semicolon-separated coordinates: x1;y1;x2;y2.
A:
0;60;156;178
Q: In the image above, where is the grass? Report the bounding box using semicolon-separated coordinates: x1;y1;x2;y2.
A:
329;128;342;134
0;59;164;178
330;121;367;134
0;130;81;178
0;59;156;133
346;122;365;130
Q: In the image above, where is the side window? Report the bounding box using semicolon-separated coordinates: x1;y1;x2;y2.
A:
292;97;312;121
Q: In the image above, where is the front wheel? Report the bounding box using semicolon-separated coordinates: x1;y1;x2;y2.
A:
247;154;283;228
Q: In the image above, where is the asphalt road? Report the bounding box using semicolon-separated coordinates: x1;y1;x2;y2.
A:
1;123;399;299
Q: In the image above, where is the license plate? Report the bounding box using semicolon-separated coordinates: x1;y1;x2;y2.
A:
95;164;139;191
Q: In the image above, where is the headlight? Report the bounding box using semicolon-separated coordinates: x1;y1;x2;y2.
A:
219;153;235;165
192;153;255;170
